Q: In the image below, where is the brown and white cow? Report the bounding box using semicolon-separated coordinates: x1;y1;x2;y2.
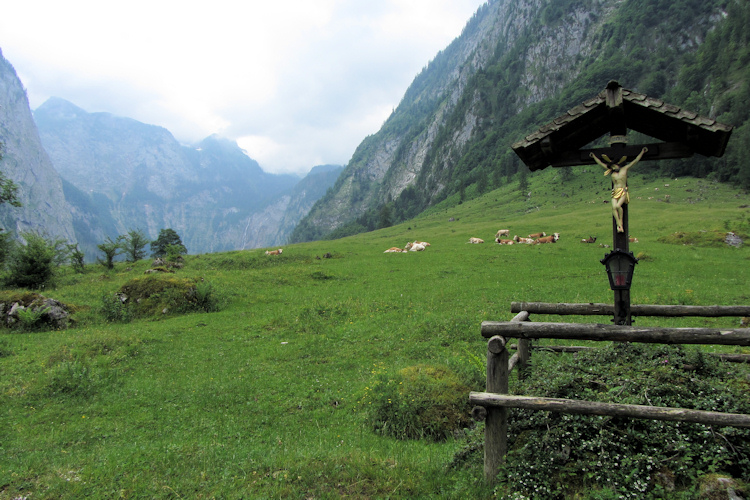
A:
265;249;283;255
496;238;515;245
384;247;406;253
535;233;560;244
409;242;426;252
581;236;597;243
513;235;535;244
629;236;639;243
468;237;484;244
528;232;546;238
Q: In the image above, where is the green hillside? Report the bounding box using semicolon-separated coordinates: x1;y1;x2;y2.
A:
1;171;749;498
292;0;750;245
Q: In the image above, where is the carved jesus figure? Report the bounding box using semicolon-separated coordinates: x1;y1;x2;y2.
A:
590;147;648;233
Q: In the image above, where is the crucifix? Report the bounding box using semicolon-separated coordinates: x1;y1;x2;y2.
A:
511;80;733;326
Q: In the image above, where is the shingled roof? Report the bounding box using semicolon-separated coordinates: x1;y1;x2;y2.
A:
512;81;734;171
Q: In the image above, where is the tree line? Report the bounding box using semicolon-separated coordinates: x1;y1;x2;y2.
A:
1;223;187;290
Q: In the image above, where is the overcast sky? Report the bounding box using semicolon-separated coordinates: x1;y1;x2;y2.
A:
1;1;486;175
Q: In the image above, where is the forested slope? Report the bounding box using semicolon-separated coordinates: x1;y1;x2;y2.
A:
291;0;749;243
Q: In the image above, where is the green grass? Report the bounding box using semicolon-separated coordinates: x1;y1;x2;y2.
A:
1;169;749;498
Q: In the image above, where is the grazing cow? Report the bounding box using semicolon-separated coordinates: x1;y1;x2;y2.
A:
384;247;405;253
409;243;426;252
535;233;560;244
495;229;510;239
629;236;639;243
265;249;283;255
581;236;597;243
528;232;546;238
496;238;515;245
513;235;535;244
468;237;484;244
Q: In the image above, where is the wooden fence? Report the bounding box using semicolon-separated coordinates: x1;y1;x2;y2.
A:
469;302;750;483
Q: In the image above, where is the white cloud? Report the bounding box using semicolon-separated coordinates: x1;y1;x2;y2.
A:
1;0;486;174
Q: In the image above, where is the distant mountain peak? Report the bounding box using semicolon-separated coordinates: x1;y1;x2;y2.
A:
35;97;87;121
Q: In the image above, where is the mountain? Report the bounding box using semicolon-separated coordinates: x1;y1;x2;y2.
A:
0;50;76;244
290;0;750;243
33;97;340;258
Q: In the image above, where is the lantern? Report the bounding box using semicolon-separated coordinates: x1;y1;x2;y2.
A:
600;249;638;290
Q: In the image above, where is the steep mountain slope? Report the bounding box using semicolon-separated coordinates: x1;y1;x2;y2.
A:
0;50;76;243
33;98;338;258
291;0;744;243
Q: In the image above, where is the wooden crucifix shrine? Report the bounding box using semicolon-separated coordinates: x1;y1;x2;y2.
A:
512;80;733;325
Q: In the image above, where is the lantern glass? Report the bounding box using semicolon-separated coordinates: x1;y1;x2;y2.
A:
601;250;638;290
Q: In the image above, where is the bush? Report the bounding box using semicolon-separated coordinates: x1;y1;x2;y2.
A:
5;233;58;289
362;363;473;441
100;293;133;323
191;280;220;313
15;306;49;331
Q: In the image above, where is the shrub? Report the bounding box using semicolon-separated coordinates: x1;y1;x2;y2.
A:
100;293;133;323
68;244;85;273
363;363;473;441
5;232;58;289
190;280;220;313
15;305;49;331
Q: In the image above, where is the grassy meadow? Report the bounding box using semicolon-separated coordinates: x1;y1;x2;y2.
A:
1;168;749;499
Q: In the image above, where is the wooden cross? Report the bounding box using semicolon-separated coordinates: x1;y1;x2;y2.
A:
511;80;734;325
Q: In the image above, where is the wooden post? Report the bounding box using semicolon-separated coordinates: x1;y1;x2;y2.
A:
512;311;531;379
605;81;633;327
485;335;509;483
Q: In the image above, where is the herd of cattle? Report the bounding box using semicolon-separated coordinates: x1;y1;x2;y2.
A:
471;230;561;245
383;231;639;252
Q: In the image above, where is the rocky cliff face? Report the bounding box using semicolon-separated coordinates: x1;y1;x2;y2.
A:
33;97;339;258
0;50;76;244
292;0;729;241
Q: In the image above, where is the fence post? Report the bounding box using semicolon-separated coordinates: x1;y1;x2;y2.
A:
513;311;531;379
485;335;509;483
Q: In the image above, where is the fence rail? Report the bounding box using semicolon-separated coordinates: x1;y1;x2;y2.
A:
470;392;750;428
481;320;750;345
511;301;750;317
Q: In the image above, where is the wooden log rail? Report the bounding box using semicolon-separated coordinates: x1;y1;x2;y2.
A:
511;301;750;317
469;393;750;428
507;344;750;362
481;321;750;345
